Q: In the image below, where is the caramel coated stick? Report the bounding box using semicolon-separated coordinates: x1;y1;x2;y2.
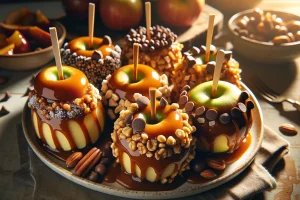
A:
212;50;225;98
145;2;151;40
133;43;139;82
49;27;64;80
89;3;95;49
149;87;156;121
205;14;215;63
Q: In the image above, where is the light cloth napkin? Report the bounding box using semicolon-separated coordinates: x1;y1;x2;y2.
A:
13;126;289;200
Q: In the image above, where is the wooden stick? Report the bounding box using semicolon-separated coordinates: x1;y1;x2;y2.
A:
133;43;139;82
212;50;225;98
205;14;215;63
149;87;156;121
89;3;95;49
49;27;64;80
145;2;151;40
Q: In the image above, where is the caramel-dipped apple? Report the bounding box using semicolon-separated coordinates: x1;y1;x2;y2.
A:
101;64;170;120
178;80;254;153
61;35;121;89
111;94;196;183
173;45;241;99
28;66;105;151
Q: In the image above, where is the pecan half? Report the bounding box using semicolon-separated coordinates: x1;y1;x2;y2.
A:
206;157;226;170
200;169;217;179
66;152;83;168
74;147;102;177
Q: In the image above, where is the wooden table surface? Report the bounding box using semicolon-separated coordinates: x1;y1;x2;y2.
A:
0;1;299;200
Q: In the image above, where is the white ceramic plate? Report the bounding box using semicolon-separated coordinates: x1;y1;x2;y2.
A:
22;83;263;199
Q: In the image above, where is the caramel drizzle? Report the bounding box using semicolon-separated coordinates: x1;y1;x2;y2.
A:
32;104;103;150
116;136;190;182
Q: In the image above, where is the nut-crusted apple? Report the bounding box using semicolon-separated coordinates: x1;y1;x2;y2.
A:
101;64;170;120
61;36;121;88
178;80;254;153
28;66;105;151
111;95;196;184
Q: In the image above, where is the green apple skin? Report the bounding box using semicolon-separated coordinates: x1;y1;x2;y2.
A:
189;80;241;112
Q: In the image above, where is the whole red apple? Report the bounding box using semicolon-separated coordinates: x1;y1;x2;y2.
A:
99;0;143;31
158;0;205;27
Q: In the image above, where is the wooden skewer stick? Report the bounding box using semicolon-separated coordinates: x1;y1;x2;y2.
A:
212;50;225;98
145;2;151;40
205;14;215;63
149;87;156;121
49;27;64;80
133;43;139;82
89;3;95;49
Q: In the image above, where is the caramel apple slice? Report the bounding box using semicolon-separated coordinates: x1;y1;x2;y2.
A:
111;93;196;184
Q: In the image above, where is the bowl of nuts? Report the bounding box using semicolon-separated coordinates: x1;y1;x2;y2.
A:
228;8;300;64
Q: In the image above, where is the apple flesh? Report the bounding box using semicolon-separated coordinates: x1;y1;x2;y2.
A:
99;0;143;31
189;80;241;111
7;30;30;54
0;43;15;55
158;0;205;27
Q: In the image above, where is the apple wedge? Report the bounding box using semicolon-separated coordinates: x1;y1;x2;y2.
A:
0;43;15;55
7;31;30;53
29;26;51;47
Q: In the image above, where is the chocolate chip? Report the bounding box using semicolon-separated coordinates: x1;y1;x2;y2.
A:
182;85;191;92
88;171;98;182
206;61;216;75
124;113;133;125
206;109;218;120
195;106;205;116
180;90;187;97
91;50;103;60
191;160;205;173
0;91;12;102
231;107;243;118
132;118;146;133
178;95;188;105
99;157;110;165
187;55;196;67
103;35;112;45
224;50;232;61
183;52;191;57
23;87;34;97
136;96;150;109
246;100;255;110
191;46;200;55
185;101;195;112
239;91;249;102
238;102;247;112
160;97;168;108
142;43;148;51
102;141;112;157
0;106;10;116
149;46;155;52
220;113;231;124
95;164;107;176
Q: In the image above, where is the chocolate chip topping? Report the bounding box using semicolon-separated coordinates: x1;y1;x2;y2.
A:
95;164;107;176
246;100;255;110
180;90;187;97
187;55;197;67
206;61;216;75
200;45;217;55
103;35;112;45
195;106;205;116
191;46;201;55
239;91;250;102
178;95;188;105
125;26;177;52
0;106;10;116
185;101;195;112
224;50;232;61
23;87;33;97
0;91;11;102
136;96;150;109
124;113;133;125
91;50;103;60
231;107;243;118
88;171;98;182
238;102;247;112
220;113;231;124
206;109;218;120
160;97;168;108
182;85;191;92
132;118;146;133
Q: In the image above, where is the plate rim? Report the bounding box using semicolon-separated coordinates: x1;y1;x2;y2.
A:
22;82;264;199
